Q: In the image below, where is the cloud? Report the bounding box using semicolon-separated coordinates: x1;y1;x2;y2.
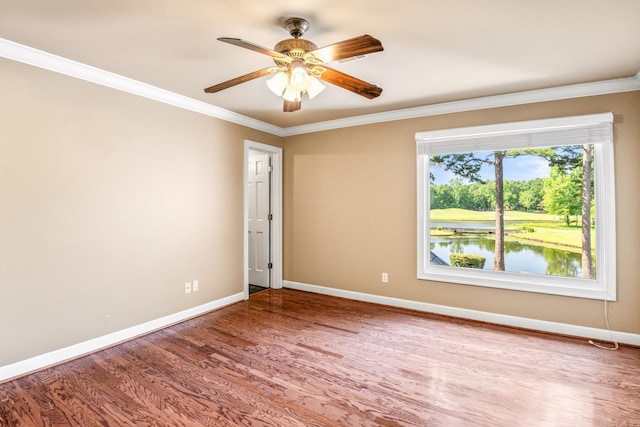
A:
505;155;550;181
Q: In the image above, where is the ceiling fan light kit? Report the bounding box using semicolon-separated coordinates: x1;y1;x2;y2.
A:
288;61;314;91
204;17;384;112
266;71;289;96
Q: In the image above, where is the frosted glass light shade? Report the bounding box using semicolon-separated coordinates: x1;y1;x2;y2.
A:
266;72;288;96
306;76;325;99
282;86;301;102
289;66;311;92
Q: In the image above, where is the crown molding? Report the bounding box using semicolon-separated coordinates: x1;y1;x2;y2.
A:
2;38;638;138
283;73;640;136
0;38;284;137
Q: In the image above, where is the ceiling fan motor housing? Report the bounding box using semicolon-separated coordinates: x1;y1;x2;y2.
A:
274;39;318;58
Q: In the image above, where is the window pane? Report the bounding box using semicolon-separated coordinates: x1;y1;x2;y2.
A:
427;145;596;280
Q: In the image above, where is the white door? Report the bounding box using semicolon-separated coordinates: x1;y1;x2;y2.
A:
248;151;270;287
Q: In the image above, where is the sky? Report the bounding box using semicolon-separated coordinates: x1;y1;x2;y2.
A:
431;152;551;184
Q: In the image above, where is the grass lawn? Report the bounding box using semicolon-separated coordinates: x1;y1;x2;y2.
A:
430;208;559;222
430;208;594;251
510;228;595;253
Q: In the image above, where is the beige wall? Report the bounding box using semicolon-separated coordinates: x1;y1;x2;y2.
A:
283;92;640;334
0;58;281;365
2;53;639;369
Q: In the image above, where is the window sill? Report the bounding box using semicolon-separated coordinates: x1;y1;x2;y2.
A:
419;266;614;300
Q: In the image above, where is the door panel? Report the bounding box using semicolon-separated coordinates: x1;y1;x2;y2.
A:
248;152;270;287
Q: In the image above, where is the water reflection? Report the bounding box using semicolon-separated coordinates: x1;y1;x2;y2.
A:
430;236;587;278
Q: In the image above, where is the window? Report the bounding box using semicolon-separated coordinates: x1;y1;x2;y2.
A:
416;113;616;300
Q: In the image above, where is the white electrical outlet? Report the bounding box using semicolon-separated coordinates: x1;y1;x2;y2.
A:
382;273;389;283
185;282;192;294
193;280;199;292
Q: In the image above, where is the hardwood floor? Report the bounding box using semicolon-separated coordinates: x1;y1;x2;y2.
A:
1;289;639;426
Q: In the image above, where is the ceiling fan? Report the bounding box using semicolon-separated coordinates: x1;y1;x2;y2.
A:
204;17;384;112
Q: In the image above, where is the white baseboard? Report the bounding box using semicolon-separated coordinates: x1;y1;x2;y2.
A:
0;292;244;383
284;280;640;346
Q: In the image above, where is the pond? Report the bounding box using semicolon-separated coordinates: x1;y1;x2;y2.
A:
430;236;589;278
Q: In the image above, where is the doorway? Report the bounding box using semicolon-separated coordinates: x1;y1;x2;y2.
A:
244;141;282;299
247;150;270;293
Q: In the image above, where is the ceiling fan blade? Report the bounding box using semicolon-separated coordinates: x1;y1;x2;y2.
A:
319;67;382;99
204;68;273;93
218;37;288;59
283;99;302;112
309;35;383;63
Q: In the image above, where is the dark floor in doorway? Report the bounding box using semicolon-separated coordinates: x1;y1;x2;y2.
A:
249;284;268;295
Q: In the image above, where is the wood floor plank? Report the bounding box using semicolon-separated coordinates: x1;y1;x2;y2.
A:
1;288;640;426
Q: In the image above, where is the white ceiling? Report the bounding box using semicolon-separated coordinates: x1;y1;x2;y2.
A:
1;0;640;128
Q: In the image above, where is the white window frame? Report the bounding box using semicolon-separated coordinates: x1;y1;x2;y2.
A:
416;113;616;300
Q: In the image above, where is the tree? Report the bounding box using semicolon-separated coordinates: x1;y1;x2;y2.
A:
542;166;582;226
580;145;593;278
431;184;455;208
449;177;474;209
432;149;556;271
504;180;524;210
431;151;510;270
493;152;506;270
539;145;594;278
518;178;544;211
470;181;495;211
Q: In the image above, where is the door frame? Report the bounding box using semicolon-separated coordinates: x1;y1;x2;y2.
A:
243;140;283;299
